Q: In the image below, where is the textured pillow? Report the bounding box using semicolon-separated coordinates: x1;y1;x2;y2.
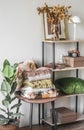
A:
55;77;84;94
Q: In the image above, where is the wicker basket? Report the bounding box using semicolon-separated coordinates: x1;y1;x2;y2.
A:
0;124;19;130
63;56;84;67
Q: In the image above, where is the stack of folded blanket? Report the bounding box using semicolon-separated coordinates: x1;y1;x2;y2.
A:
23;67;52;88
16;60;58;99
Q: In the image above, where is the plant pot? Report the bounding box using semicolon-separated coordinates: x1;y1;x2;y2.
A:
0;124;19;130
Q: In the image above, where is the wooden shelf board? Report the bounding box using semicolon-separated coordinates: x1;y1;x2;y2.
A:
57;92;84;99
41;113;84;126
41;118;55;126
50;66;84;72
43;39;84;43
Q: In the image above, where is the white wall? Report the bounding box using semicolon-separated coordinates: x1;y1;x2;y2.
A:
0;0;84;127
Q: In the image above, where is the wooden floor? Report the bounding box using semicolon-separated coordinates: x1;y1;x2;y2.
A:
20;121;84;130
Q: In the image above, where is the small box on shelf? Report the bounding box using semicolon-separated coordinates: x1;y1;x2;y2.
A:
63;56;84;67
54;107;77;124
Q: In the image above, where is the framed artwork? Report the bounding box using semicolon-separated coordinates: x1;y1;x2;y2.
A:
43;12;53;40
43;12;66;40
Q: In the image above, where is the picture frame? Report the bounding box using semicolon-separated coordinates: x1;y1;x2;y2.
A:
42;12;66;40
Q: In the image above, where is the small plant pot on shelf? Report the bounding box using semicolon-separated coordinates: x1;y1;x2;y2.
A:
0;124;19;130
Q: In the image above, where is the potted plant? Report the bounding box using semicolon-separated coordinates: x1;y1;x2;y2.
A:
0;59;22;130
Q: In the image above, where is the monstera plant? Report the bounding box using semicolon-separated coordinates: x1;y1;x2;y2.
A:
0;59;22;128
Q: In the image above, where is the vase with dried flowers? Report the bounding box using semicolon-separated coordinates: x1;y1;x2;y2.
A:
37;3;71;40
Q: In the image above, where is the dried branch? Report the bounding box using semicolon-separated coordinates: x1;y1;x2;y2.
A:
37;3;71;24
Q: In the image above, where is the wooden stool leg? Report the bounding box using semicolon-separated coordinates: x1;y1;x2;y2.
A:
29;103;33;130
51;101;57;130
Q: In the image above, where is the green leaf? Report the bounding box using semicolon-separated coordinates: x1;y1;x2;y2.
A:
6;95;11;103
13;63;18;71
11;103;22;110
0;91;6;96
2;65;14;78
0;107;6;113
3;59;10;69
0;115;6;119
2;99;10;108
0;118;9;125
1;80;11;94
10;82;17;94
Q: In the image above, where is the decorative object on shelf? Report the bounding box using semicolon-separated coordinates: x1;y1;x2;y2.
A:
37;3;71;40
63;56;84;67
53;107;77;124
68;49;80;57
56;63;66;69
69;16;81;40
45;62;69;69
55;77;84;94
18;59;37;72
